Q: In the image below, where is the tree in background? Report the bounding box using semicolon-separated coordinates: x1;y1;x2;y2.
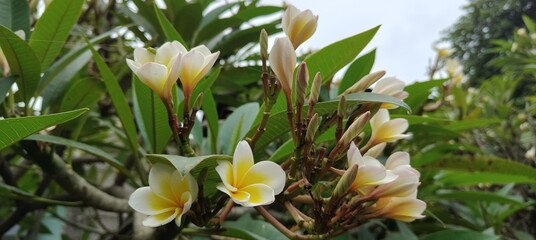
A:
444;0;536;86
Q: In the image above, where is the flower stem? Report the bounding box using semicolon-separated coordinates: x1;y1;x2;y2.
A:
163;98;195;156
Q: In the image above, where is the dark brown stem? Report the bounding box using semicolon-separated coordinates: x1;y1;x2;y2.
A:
163;98;195;157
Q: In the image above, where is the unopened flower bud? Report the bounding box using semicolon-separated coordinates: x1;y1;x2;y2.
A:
338;95;347;118
342;70;386;95
309;72;322;106
296;62;309;109
282;4;318;49
260;29;268;61
340;111;371;146
269;37;296;99
305;113;319;143
332;164;358;201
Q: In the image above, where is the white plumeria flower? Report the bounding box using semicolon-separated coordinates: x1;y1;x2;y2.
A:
128;163;198;227
269;37;296;98
282;4;318;49
0;30;25;77
177;45;219;104
369;165;420;199
216;141;286;207
368;109;410;146
127;41;186;100
372;77;408;109
347;142;397;194
368;197;426;222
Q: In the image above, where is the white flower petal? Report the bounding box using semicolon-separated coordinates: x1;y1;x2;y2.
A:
370;109;390;130
237;183;275;207
178;50;205;91
133;48;154;64
136;63;168;95
232;141;254;186
155;42;180;65
194;51;219;83
169;171;198;203
385;152;410;170
164;54;181;97
190;45;212;56
269;37;296;93
216;160;237;192
347;142;364;166
241;161;286;194
216;183;250;204
171;41;187;55
148;163;175;201
142;208;179;227
128;187;175;215
126;59;140;73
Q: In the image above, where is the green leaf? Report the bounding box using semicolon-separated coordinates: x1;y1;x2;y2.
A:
153;4;188;47
203;90;219;153
0;25;40;103
89;44;139;156
132;77;171;154
338;49;376;94
60;78;105;112
445;119;501;132
210;22;279;58
436;171;536;186
522;15;536;33
304;25;379;86
37;27;120;109
147;154;232;196
174;3;202;43
394;79;447;113
25;134;135;182
248;92;409;153
0;0;30;36
219;102;259;154
420;155;536;181
0;108;87;150
29;0;84;69
0;76;16;105
421;230;499;240
223;214;287;240
429;191;526;206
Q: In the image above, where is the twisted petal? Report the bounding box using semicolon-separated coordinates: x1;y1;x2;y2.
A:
142;208;180;227
241;161;286;194
370;109;390;130
347;142;364;166
385;152;410;170
375;119;409;143
372;77;405;96
156;42;180;66
128;187;175;215
175;192;193;227
232;141;254;187
216;183;250;204
133;48;154;65
282;5;300;33
170;170;198;204
269;37;296;94
215;160;237;192
164;54;182;100
374;197;426;222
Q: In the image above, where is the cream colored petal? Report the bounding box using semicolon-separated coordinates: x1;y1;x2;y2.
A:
155;42;180;65
393;91;409;100
282;5;300;34
178;50;204;90
215;160;237;191
364;142;386;158
372;77;404;95
175;192;192;227
385;152;410;170
136;63;168;95
126;59;140;73
373;168;420;198
370;109;389;130
382;197;426;222
193;51;219;85
216;183;250;204
171;41;187;55
164;54;182;99
148;163;175;202
142;208;180;227
133;48;154;64
238;183;275;207
269;37;296;93
291;15;318;48
377;119;409;142
347;142;364;166
190;45;212;56
240;161;286;194
232;141;255;187
128;187;176;215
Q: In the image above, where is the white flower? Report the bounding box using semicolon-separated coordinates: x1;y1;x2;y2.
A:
269;37;296;98
372;77;408;109
176;45;219;103
216;141;286;207
368;197;426;222
128;163;198;227
347;142;397;194
282;4;318;49
368;109;410;146
127;41;186;99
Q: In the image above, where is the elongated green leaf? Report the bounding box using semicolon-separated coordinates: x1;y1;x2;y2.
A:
153;4;187;47
0;0;30;35
0;25;40;103
89;45;138;155
338;49;376;94
421;230;499;240
522;15;536;33
304;25;379;86
445;119;501;132
210;22;279;58
437;171;536;187
219;103;259;154
147;154;232;196
0;108;87;150
420;155;536;181
203;90;218;153
248;92;409;153
29;0;84;69
394;79;447;113
429;191;526;205
173;3;202;42
0;76;16;105
198;1;240;29
60;78;104;112
132;77;170;154
37;27;121;109
25;134;135;181
118;3;158;37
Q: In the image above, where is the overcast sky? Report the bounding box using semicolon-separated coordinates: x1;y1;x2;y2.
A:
262;0;468;83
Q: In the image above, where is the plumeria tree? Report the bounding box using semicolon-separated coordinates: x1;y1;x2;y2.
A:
0;1;433;239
